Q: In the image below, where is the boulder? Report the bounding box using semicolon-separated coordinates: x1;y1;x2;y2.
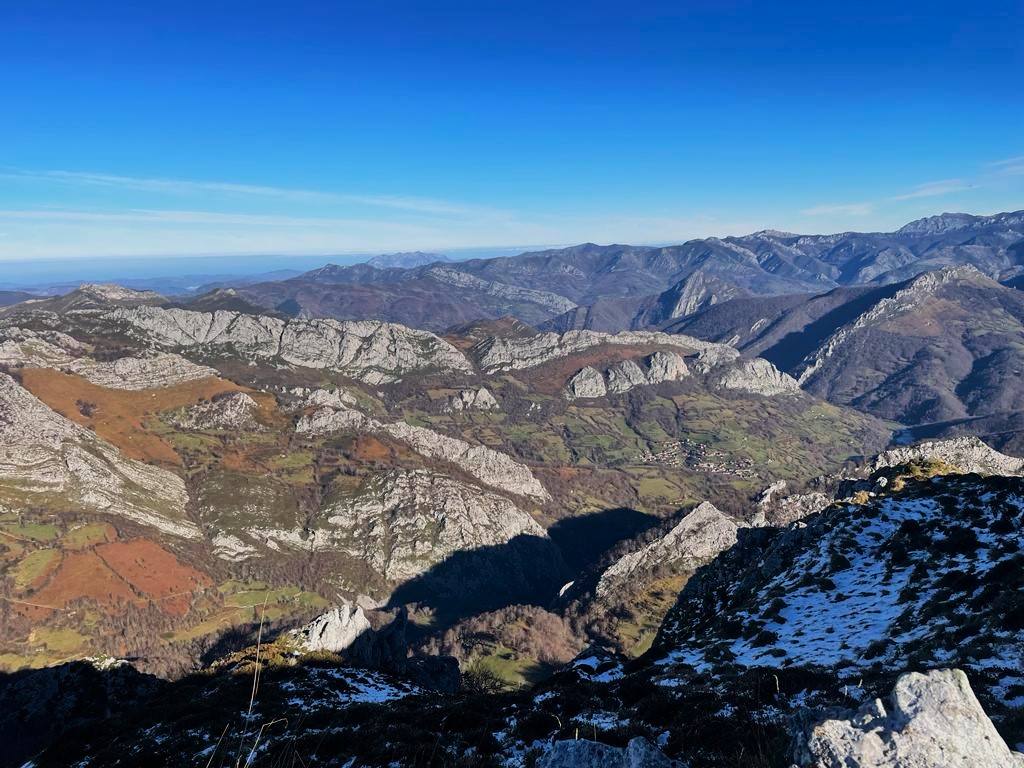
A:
293;605;372;653
566;366;607;399
791;669;1024;768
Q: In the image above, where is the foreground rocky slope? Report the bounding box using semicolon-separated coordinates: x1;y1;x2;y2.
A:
6;464;1023;767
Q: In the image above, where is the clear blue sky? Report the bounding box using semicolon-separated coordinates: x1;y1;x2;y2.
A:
1;0;1022;261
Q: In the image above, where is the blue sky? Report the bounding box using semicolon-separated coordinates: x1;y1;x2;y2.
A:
1;0;1022;261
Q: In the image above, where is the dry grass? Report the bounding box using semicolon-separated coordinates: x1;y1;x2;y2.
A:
19;368;264;464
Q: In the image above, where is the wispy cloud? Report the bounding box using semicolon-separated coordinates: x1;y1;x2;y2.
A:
988;155;1024;168
800;202;874;216
889;179;971;201
987;156;1024;176
1;169;510;219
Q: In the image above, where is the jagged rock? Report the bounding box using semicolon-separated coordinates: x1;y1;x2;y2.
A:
872;436;1024;476
690;345;739;373
711;357;801;396
322;469;548;581
296;405;369;435
0;327;218;389
646;350;689;382
169;392;260;430
384;421;548;500
295;387;358;410
606;360;650;394
291;605;372;653
537;737;683;767
475;329;731;372
596;502;740;597
444;387;500;412
791;669;1024;768
106;306;474;384
566;351;690;400
566;366;607;399
0;327;88;367
761;491;831;527
211;533;258;562
0;374;196;538
74;354;217;390
297;405;549;499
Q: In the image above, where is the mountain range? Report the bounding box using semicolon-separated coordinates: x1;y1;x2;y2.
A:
224;210;1024;331
2;211;1024;766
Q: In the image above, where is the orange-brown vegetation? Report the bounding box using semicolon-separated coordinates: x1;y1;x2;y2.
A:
18;368;273;464
350;434;394;462
24;551;140;620
13;536;212;620
96;539;212;616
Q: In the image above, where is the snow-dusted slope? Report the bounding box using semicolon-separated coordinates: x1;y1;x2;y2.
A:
652;474;1024;710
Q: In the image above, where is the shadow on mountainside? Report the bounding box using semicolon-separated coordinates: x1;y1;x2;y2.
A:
760;282;903;373
547;506;661;573
0;659;163;768
386;533;570;633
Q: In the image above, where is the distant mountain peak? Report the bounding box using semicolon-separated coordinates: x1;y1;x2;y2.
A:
77;283;165;302
366;251;450;269
897;212;981;236
750;228;798;239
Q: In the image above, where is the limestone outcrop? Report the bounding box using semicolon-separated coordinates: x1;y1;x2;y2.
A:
596;502;741;597
791;669;1024;768
0;374;196;538
322;469;548;581
106;306;474;384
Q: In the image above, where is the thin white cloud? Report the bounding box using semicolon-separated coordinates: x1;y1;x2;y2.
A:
987;157;1024;176
800;202;874;216
890;179;971;201
1;169;511;219
987;155;1024;168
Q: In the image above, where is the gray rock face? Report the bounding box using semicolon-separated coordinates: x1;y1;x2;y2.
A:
74;283;166;305
475;329;729;372
872;436;1024;475
296;405;548;500
106;306;474;384
711;357;801;396
0;327;217;390
538;737;683;768
792;669;1024;768
0;374;196;538
566;366;608;399
646;350;690;382
596;502;740;597
291;604;372;653
444;387;500;412
565;351;690;400
322;469;547;581
606;359;650;394
169;392;260;431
